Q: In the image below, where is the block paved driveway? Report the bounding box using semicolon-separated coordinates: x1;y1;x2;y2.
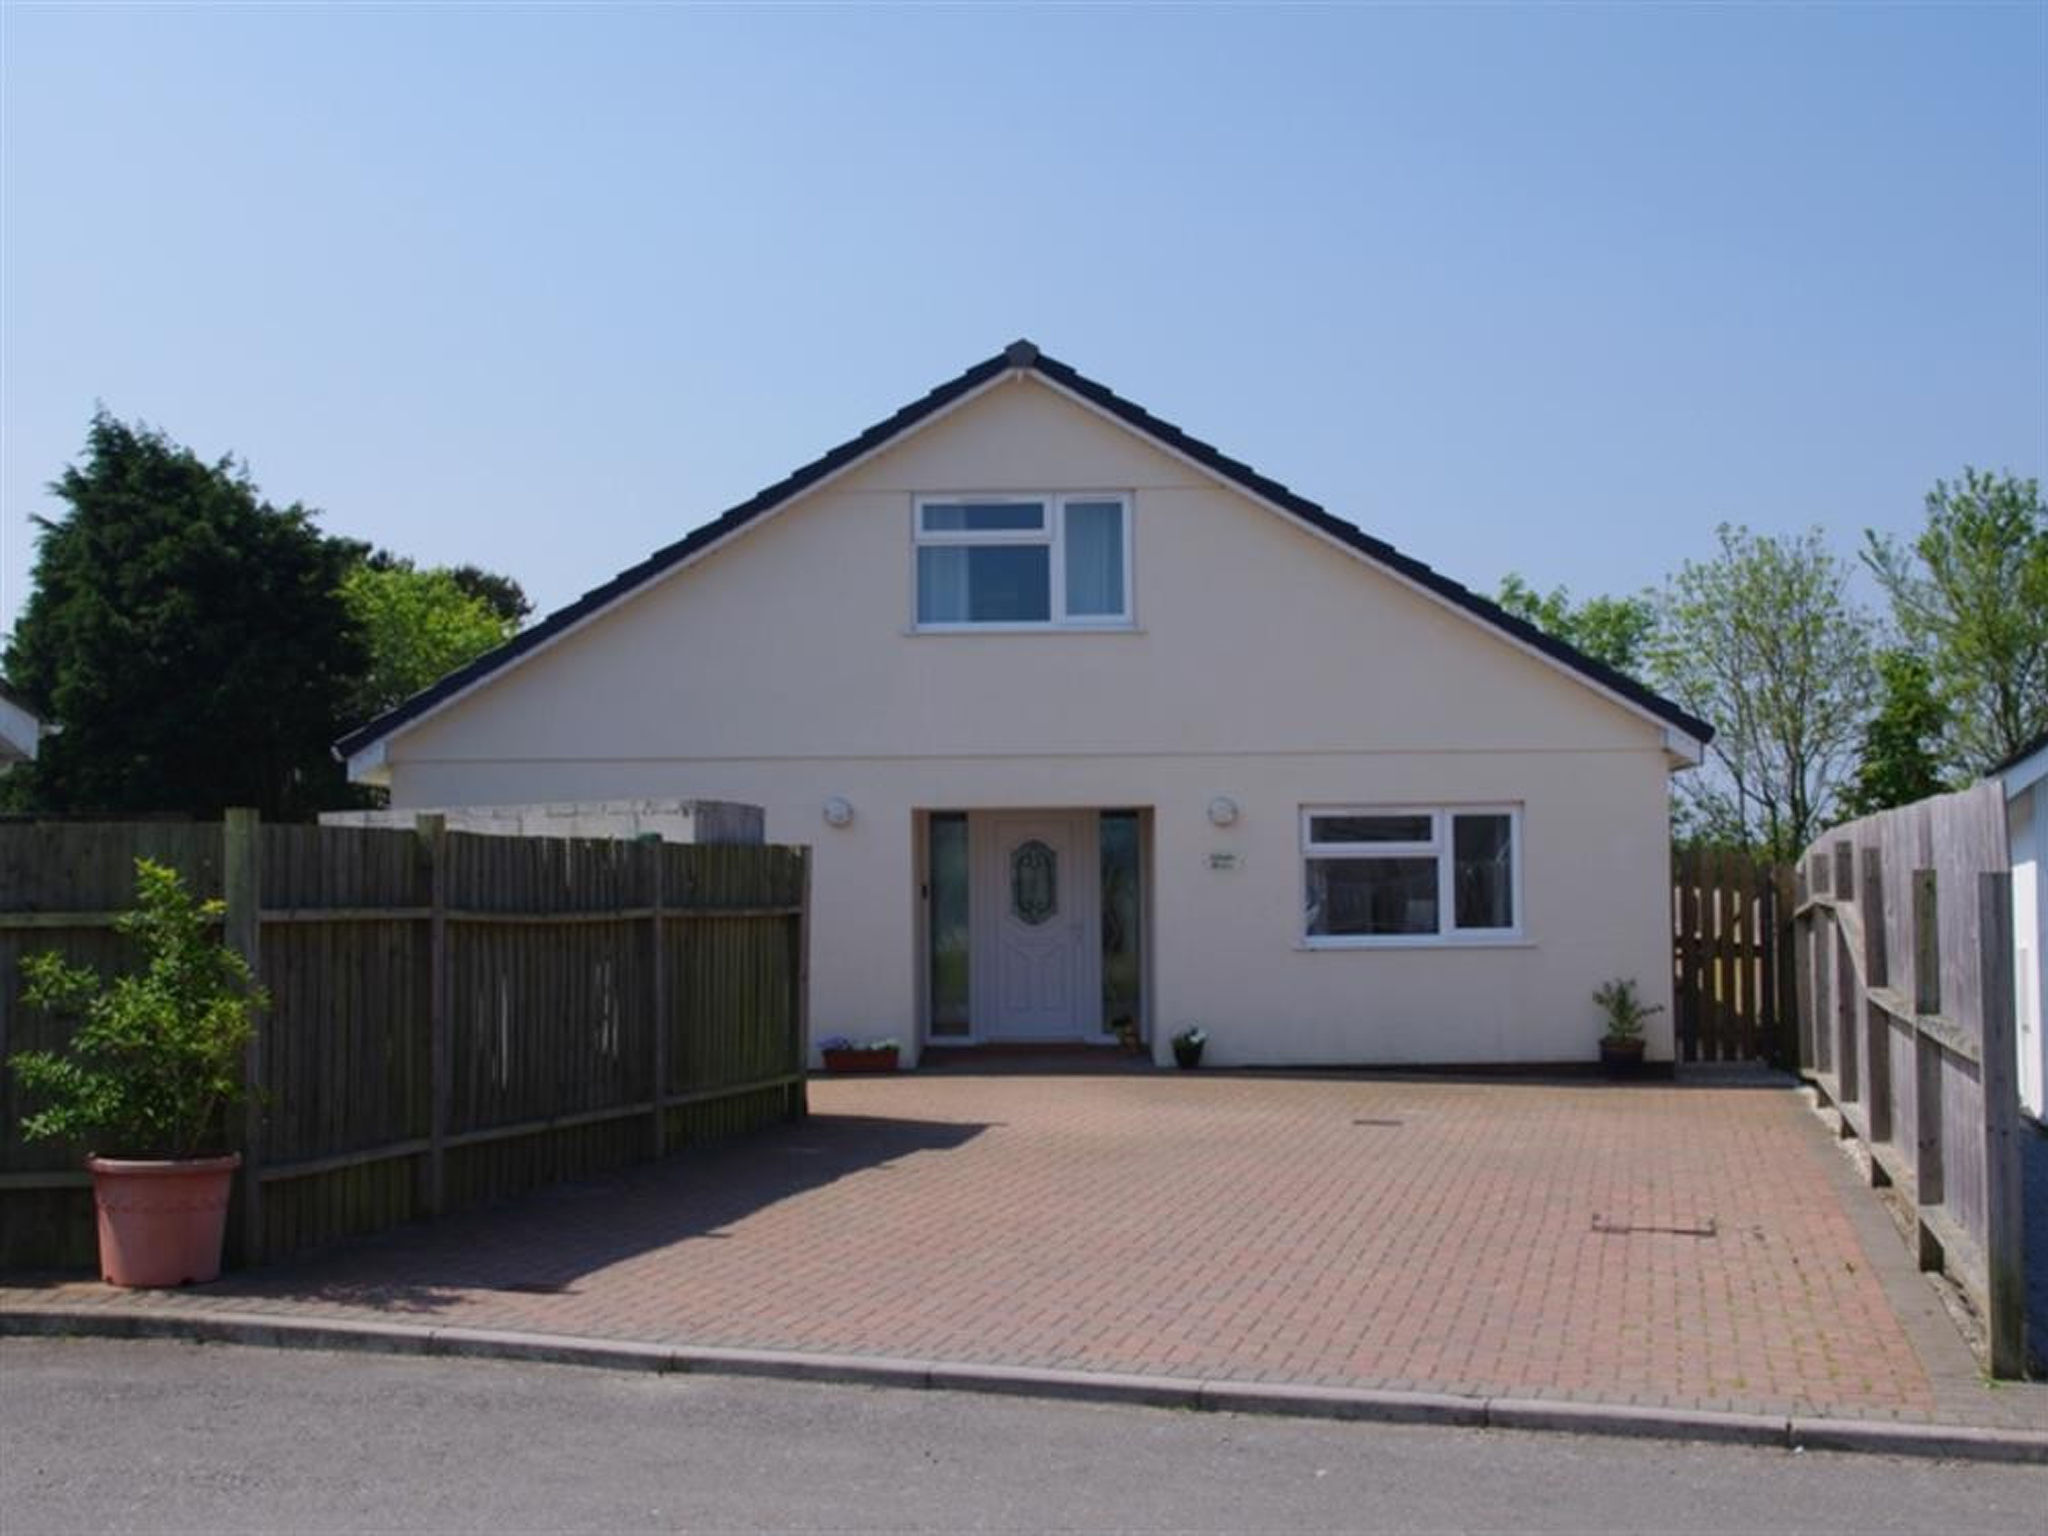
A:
6;1070;2042;1428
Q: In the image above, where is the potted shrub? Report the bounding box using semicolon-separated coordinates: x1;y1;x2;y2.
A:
1108;1014;1142;1055
818;1035;900;1074
1593;977;1662;1079
9;860;263;1287
1171;1025;1207;1070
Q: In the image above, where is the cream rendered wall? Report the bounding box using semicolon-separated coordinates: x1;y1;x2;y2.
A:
380;374;1682;1066
2009;782;2044;1120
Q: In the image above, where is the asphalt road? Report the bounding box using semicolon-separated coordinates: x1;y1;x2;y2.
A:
1;1339;2042;1535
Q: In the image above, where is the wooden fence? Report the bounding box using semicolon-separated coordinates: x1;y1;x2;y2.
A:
1791;783;2026;1376
1671;847;1795;1064
0;812;810;1271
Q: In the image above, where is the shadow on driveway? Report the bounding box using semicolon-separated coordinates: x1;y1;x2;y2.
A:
9;1113;989;1319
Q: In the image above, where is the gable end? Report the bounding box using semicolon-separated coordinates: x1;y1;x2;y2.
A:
337;342;1712;771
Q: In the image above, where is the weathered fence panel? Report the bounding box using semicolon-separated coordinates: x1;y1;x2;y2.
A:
1791;783;2025;1377
0;815;809;1272
1671;847;1795;1063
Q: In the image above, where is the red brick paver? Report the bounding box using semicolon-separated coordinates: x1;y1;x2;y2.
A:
5;1073;2041;1428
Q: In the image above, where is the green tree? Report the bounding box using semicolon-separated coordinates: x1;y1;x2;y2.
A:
2;413;366;818
1863;468;2048;773
447;563;531;627
341;558;519;720
1494;574;1656;677
1649;524;1873;860
1838;650;1950;818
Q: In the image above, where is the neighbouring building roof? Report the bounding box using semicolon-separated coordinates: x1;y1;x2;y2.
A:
0;678;42;765
1992;725;2048;797
335;340;1715;763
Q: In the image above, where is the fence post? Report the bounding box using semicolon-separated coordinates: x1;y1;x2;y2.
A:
1746;858;1768;1063
1833;840;1860;1110
417;814;449;1218
1672;847;1694;1062
224;808;263;1266
644;836;668;1159
1861;846;1892;1152
793;846;811;1121
1775;865;1800;1069
1792;866;1813;1071
1911;874;1946;1269
1977;870;2025;1378
1912;870;1940;1015
1812;895;1833;1077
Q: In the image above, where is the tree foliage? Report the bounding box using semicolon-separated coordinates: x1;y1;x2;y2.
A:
1862;469;2048;773
1838;650;1950;819
1649;524;1872;860
1493;574;1657;678
2;413;365;818
2;412;533;817
341;558;519;720
446;563;531;627
10;860;263;1159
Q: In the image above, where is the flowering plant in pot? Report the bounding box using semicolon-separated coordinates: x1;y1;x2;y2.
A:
1592;977;1661;1078
1171;1026;1207;1070
9;860;263;1286
817;1035;900;1074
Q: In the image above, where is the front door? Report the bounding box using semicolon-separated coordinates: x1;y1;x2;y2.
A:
970;812;1100;1040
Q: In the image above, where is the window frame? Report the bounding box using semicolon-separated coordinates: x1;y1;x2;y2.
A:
911;492;1134;631
1300;804;1523;948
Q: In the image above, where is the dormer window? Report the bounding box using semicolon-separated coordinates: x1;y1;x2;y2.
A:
913;495;1131;629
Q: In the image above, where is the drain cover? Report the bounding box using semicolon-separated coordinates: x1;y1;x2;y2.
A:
1591;1214;1717;1238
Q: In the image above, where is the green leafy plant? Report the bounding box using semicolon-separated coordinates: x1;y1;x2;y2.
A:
9;860;265;1159
816;1035;899;1054
1592;978;1663;1044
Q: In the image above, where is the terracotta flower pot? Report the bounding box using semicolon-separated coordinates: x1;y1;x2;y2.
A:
86;1154;240;1287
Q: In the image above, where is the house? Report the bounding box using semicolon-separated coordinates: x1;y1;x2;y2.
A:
1993;728;2047;1120
336;341;1712;1069
0;681;44;770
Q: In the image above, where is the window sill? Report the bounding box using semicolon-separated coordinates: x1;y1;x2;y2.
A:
904;624;1144;636
1296;936;1534;952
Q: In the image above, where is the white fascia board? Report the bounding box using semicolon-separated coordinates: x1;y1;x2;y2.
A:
1663;727;1705;771
1032;373;1712;761
2000;744;2048;800
341;367;1028;784
347;737;390;787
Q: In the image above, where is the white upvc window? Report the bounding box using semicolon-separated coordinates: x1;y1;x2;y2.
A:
912;494;1132;630
1301;806;1522;947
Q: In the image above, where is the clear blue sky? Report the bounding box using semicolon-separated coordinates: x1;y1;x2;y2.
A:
3;4;2043;640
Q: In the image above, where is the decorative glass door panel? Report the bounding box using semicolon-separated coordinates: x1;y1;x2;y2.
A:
1010;840;1057;925
1100;811;1143;1040
928;814;970;1037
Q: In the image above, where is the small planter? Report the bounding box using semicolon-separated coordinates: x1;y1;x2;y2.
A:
86;1153;240;1287
1599;1037;1648;1080
822;1047;899;1075
1172;1038;1205;1070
